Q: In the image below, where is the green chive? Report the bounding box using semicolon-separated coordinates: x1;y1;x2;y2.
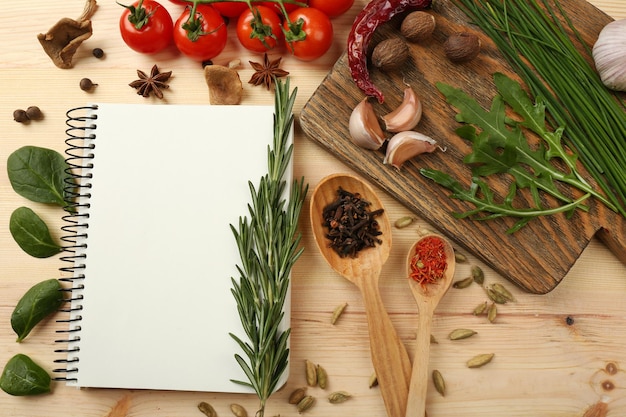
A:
453;0;626;217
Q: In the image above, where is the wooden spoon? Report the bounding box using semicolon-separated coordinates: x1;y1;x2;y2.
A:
310;173;412;417
405;234;456;417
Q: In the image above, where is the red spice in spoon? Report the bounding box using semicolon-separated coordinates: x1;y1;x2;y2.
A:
409;236;448;287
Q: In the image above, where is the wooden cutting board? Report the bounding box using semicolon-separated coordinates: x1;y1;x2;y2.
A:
299;0;626;294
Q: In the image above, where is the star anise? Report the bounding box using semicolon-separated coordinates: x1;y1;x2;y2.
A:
248;53;289;90
129;64;172;99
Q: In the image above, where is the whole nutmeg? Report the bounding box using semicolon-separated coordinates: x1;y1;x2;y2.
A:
444;32;481;63
371;38;410;72
401;11;436;42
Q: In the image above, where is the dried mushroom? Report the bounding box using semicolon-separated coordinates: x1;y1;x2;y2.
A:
204;64;243;105
37;0;97;69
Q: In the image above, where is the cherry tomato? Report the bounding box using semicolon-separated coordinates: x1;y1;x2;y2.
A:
212;2;248;18
308;0;353;17
119;0;174;54
253;1;306;17
236;5;284;53
283;7;333;61
174;4;228;61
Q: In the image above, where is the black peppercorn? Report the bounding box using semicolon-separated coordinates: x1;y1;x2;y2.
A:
25;106;43;120
79;78;97;91
565;315;574;325
201;60;213;68
13;109;29;123
92;48;104;58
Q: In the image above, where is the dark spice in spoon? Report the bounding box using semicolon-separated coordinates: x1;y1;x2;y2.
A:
321;187;384;258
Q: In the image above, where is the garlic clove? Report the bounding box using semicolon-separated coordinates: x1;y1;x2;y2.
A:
592;19;626;92
383;131;438;169
381;86;423;132
349;98;386;150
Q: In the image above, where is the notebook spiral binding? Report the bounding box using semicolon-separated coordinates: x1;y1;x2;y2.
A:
53;105;98;382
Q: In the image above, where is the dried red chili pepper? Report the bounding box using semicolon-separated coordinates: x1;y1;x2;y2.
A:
409;236;447;287
347;0;432;103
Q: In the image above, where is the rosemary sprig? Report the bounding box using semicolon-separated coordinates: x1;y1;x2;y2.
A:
229;78;307;417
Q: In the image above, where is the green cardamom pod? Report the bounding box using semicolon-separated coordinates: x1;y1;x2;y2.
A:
394;216;415;229
317;364;328;389
305;359;317;387
491;282;515;302
288;387;306;404
467;353;495;368
487;302;497;323
230;403;248;417
197;402;217;417
328;390;352;404
486;287;508;304
473;301;487;315
471;265;485;284
454;250;467;263
432;369;445;396
452;276;473;289
296;395;315;413
448;328;477;340
331;302;348;325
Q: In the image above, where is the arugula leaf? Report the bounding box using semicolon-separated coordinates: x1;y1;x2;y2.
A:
422;73;612;231
420;168;590;234
492;73;584;182
437;78;589;207
7;146;70;207
10;207;62;258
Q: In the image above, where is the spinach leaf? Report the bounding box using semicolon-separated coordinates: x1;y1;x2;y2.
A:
11;279;64;342
0;354;51;396
7;146;70;207
9;207;62;258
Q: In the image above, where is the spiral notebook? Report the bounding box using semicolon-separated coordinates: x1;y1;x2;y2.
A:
54;103;292;392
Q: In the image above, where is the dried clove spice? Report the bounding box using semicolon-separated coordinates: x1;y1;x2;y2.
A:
321;187;384;258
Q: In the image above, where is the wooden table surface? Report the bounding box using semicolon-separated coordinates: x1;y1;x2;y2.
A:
1;1;624;416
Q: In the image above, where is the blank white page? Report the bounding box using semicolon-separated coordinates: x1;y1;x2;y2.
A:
64;103;291;392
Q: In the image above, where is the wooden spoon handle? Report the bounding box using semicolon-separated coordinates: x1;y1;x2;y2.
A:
360;281;412;417
405;306;434;417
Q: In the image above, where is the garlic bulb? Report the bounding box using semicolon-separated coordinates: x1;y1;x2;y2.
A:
592;19;626;92
383;131;438;169
349;98;386;150
381;86;423;132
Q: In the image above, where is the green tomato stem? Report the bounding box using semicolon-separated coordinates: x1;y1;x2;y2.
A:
117;0;155;31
